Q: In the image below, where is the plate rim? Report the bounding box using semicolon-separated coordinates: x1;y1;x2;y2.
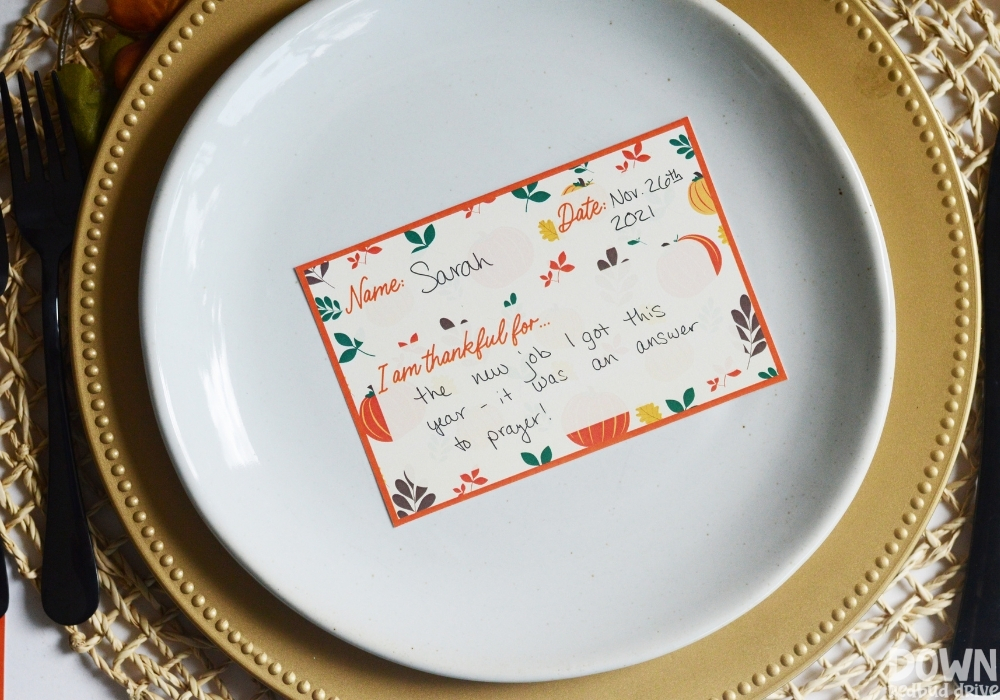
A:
68;0;980;697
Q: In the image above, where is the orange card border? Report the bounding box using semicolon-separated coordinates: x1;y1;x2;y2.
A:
295;117;787;527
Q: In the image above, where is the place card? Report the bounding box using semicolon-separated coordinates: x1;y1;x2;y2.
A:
296;118;785;526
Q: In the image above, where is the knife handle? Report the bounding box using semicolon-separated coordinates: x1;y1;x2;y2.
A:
951;156;1000;694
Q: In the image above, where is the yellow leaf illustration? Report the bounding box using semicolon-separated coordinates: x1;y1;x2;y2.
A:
538;219;559;242
636;403;663;425
717;225;729;245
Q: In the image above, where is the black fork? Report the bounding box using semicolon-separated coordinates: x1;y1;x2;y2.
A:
1;71;98;625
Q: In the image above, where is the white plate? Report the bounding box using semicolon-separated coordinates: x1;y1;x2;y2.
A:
141;0;894;683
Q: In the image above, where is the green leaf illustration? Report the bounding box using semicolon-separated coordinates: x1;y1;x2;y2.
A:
540;446;552;464
521;452;540;466
670;135;696;159
511;182;550;211
573;162;589;174
683;387;695;408
315;296;342;322
627;239;641;246
666;399;685;414
407;224;437;253
503;292;517;308
758;367;778;379
333;333;374;362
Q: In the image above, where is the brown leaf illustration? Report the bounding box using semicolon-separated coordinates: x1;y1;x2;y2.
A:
392;494;413;512
417;494;436;511
395;479;412;500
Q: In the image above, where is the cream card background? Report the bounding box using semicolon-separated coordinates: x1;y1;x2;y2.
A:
298;119;784;525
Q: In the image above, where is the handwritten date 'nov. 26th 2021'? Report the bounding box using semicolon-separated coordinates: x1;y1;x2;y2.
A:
296;118;785;526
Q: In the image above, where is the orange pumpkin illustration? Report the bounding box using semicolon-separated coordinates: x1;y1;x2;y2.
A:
657;235;722;298
677;234;722;274
566;412;630;448
688;172;717;215
359;387;392;442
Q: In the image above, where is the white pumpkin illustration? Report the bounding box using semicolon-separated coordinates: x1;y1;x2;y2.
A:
469;227;534;288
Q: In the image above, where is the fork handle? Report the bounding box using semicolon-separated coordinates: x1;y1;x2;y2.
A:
38;256;98;626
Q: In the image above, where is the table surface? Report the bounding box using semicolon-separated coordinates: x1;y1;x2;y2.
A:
0;0;994;697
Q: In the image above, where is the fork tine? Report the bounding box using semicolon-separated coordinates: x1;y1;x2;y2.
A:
0;76;26;188
50;73;82;183
16;72;44;182
33;72;63;184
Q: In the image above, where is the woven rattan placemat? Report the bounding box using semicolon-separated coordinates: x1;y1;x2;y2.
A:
0;0;991;697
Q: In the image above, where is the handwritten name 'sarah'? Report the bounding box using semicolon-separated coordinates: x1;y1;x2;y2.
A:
410;252;493;294
342;251;493;314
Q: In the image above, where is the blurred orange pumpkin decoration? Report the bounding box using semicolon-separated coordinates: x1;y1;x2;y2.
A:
566;412;630;448
112;38;152;90
107;0;186;33
359;388;393;443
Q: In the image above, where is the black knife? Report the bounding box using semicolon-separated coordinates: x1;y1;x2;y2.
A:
952;152;1000;695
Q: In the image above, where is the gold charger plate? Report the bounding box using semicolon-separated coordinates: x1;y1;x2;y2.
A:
68;0;979;698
